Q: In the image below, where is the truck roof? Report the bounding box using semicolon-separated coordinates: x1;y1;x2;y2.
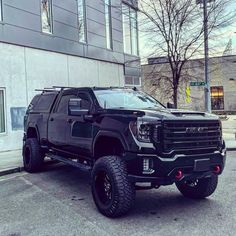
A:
35;86;137;94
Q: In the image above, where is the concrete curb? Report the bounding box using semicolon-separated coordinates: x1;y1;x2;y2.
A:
0;167;24;177
227;148;236;152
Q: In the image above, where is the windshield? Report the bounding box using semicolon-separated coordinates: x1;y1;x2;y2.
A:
94;89;165;109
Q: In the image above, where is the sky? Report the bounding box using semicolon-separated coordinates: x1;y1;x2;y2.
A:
139;1;236;63
219;1;236;54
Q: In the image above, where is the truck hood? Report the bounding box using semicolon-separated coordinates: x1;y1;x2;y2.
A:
105;107;219;121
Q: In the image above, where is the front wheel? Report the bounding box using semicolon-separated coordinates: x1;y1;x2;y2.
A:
91;156;135;218
175;175;218;199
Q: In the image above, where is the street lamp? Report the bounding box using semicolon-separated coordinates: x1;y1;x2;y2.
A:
196;0;215;113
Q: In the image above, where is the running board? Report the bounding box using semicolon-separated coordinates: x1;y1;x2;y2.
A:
47;153;92;172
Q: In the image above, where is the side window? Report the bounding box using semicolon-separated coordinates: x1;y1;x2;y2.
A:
34;93;56;111
26;95;40;114
78;92;91;110
57;94;77;114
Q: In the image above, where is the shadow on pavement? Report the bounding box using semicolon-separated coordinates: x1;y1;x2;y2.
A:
22;162;222;221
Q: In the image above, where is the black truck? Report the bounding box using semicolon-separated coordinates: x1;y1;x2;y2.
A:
23;87;226;217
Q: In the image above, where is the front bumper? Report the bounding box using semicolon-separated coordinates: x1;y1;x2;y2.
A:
125;148;226;186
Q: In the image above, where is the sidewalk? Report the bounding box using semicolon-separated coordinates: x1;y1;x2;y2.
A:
0;150;23;176
222;115;236;151
223;133;236;151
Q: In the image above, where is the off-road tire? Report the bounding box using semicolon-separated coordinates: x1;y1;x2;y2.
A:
91;155;135;218
176;175;218;199
23;138;44;173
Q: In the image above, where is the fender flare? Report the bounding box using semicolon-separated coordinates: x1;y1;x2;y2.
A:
92;130;129;157
26;123;40;142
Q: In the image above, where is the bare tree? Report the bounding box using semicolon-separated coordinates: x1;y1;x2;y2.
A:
138;0;234;108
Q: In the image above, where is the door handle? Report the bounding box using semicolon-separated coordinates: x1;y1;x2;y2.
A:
67;118;73;124
50;117;54;122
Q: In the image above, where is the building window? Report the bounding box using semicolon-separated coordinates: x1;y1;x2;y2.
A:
0;0;2;21
77;0;86;43
41;0;53;34
211;86;224;110
122;4;138;55
105;0;112;49
125;76;141;86
0;89;6;133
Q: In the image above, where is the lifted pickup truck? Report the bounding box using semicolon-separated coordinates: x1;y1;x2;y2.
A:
23;86;226;217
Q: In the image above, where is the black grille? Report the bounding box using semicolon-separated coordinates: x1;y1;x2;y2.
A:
161;120;222;153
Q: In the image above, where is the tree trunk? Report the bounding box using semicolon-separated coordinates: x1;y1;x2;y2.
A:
173;73;179;109
173;86;178;109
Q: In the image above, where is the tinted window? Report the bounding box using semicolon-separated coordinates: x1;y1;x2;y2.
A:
34;93;56;111
78;92;91;110
57;94;77;114
26;95;40;114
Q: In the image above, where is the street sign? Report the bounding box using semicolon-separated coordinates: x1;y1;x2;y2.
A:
196;0;215;4
190;81;206;86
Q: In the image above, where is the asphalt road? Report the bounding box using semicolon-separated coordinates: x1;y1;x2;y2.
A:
0;152;236;236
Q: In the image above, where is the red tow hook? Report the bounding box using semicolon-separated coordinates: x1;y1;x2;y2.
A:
175;170;183;180
213;165;221;174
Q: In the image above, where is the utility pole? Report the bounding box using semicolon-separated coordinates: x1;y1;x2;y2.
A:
203;0;211;113
196;0;213;112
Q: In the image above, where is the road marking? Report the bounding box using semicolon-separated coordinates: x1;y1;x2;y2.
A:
19;176;34;186
0;172;28;182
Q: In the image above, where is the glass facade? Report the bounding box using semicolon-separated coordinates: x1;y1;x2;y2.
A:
211;86;224;110
122;4;138;55
105;0;112;49
0;0;2;21
77;0;86;43
125;76;141;86
0;89;5;133
41;0;53;34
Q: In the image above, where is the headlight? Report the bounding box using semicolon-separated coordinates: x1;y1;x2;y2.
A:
129;118;161;143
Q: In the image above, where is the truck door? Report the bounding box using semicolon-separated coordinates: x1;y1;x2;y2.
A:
48;89;78;149
64;91;94;156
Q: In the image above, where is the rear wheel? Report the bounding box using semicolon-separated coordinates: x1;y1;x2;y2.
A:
175;175;218;199
23;138;44;173
91;156;135;218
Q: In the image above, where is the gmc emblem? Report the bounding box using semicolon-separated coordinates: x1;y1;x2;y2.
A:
186;127;207;133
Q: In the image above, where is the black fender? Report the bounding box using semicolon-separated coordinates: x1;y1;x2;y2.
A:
92;130;129;158
26;123;40;142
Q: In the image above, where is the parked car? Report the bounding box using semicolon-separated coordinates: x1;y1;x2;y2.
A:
23;87;226;217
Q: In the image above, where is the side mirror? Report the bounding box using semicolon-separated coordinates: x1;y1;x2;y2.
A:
68;98;89;116
167;102;175;109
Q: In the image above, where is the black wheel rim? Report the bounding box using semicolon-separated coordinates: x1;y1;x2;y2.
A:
24;146;31;166
186;179;199;187
95;171;112;206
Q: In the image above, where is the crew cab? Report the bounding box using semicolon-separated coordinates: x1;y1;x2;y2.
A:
23;87;226;217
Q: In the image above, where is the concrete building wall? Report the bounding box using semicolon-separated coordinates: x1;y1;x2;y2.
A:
0;42;124;152
0;0;140;78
